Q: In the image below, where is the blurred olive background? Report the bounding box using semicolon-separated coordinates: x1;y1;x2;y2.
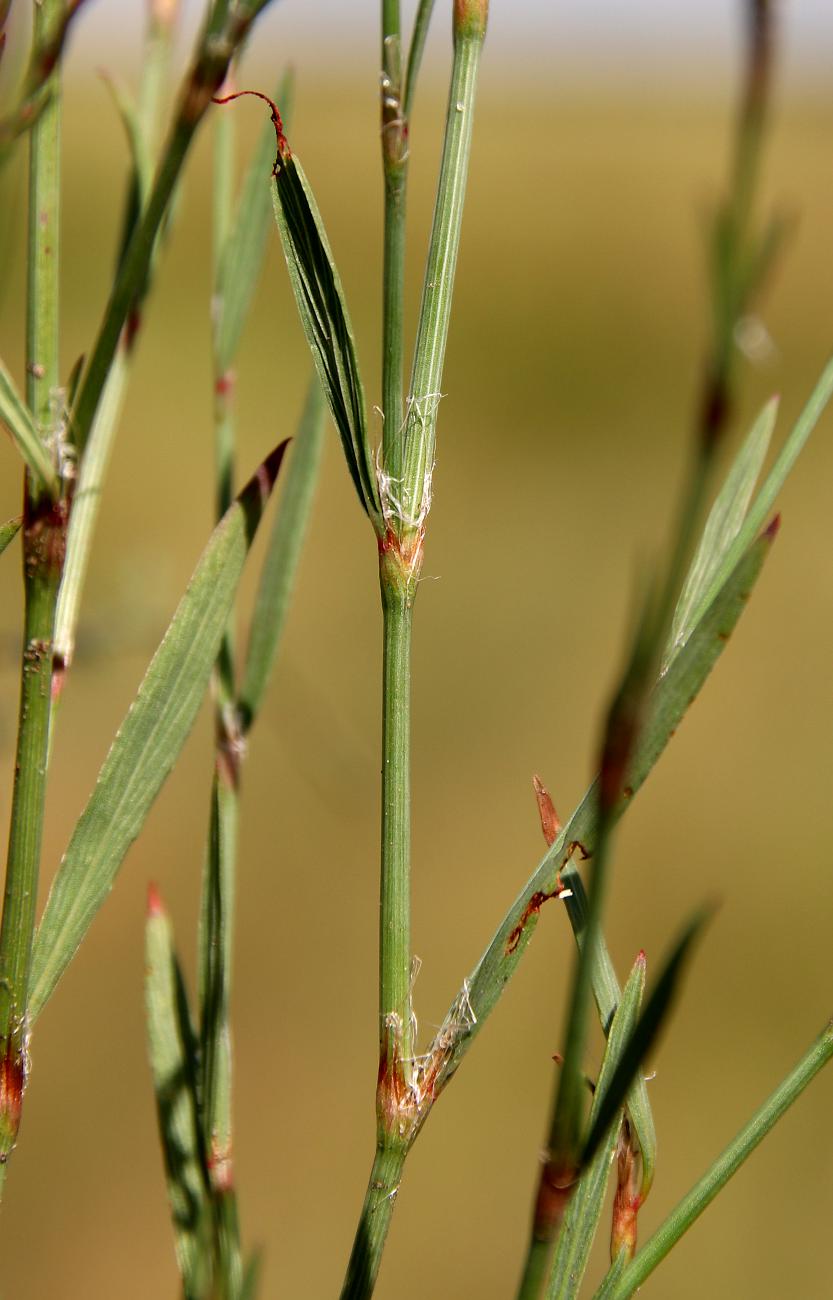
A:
1;2;833;1297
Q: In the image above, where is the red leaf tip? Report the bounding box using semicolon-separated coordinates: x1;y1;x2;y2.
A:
763;512;781;541
147;882;165;918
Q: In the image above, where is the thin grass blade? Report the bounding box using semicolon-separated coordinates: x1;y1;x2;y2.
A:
581;907;711;1174
214;69;294;377
560;873;656;1200
429;525;776;1095
668;395;776;661
29;443;288;1020
595;1020;833;1300
696;356;833;619
198;773;236;1197
0;358;58;494
546;953;646;1300
239;375;326;730
145;886;213;1299
271;139;381;526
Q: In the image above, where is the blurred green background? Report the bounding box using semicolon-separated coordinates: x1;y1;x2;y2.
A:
0;3;833;1297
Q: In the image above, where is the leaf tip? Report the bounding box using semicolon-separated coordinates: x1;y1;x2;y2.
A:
763;512;781;541
146;881;165;918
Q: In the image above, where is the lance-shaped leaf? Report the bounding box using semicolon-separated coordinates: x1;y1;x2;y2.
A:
667;395;776;662
696;355;833;621
581;908;711;1174
270;133;382;527
214;70;295;377
145;885;212;1299
427;524;776;1096
0;358;59;495
239;375;326;731
28;443;288;1021
546;952;646;1300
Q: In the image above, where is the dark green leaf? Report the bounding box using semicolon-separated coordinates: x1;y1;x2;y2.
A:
144;887;212;1298
581;907;711;1172
271;144;381;525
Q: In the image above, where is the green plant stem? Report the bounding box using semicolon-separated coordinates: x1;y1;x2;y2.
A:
380;7;407;477
596;1021;833;1300
398;12;485;546
340;1142;408;1300
378;557;413;1071
0;0;64;1168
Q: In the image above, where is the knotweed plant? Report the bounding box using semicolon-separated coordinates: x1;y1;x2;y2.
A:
0;0;830;1297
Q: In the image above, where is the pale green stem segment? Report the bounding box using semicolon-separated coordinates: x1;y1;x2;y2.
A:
594;1021;833;1300
378;553;414;1075
340;1143;408;1300
0;0;64;1174
396;14;485;548
380;0;406;473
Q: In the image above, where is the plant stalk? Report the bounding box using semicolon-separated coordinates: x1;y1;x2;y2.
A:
381;1;407;475
378;550;414;1075
0;0;65;1171
340;1141;408;1300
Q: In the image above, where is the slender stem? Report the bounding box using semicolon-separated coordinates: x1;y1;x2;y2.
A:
378;555;413;1069
403;0;437;120
380;15;407;479
596;1022;833;1300
340;1142;408;1300
398;13;485;547
0;0;64;1166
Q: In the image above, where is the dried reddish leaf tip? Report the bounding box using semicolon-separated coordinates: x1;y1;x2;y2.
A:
146;882;165;918
763;512;781;540
211;89;290;172
636;949;647;967
533;774;562;847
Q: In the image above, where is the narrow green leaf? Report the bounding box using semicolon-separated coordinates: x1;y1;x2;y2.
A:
403;0;438;118
430;526;776;1093
28;443;289;1021
145;886;213;1299
239;375;326;730
581;908;711;1173
597;1021;833;1300
558;873;656;1200
0;515;21;556
668;396;776;660
0;357;59;495
697;356;833;620
198;772;236;1192
214;70;294;376
547;954;646;1300
271;137;381;525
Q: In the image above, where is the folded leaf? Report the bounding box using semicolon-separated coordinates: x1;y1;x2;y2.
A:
271;136;381;526
144;886;213;1298
29;443;288;1020
668;395;776;662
